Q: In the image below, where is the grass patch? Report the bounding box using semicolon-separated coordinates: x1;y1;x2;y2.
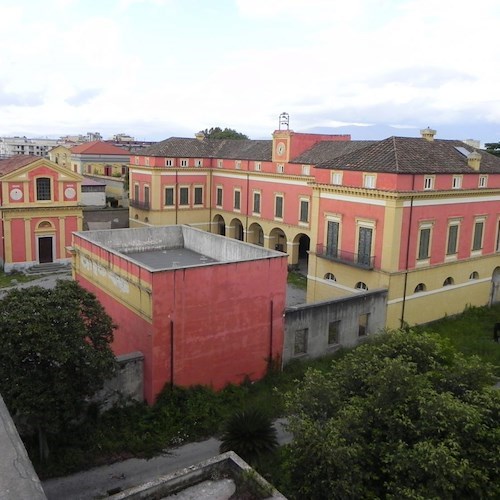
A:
0;270;39;288
414;303;500;376
287;271;307;290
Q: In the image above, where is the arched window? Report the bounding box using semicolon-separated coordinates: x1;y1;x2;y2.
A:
414;283;426;293
443;277;454;286
36;177;51;201
324;273;336;281
469;271;479;280
144;217;149;223
355;281;368;291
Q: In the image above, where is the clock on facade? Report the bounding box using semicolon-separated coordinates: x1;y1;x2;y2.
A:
9;188;23;201
276;142;286;156
64;187;76;199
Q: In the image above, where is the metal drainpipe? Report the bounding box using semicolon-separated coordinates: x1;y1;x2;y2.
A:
175;165;178;225
170;320;174;390
208;166;213;232
269;299;274;368
400;174;415;328
245;165;250;242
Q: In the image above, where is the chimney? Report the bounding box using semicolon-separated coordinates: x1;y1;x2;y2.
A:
467;151;481;171
195;132;205;141
420;127;436;142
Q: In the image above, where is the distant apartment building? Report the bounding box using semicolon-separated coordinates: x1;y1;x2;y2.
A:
0;137;60;159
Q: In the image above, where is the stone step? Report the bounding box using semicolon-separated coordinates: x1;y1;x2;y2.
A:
25;263;71;275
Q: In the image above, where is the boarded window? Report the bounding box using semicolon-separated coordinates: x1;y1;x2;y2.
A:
328;321;340;345
358;313;369;337
326;221;339;258
294;328;308;355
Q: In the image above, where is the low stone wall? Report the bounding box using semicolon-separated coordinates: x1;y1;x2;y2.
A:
96;352;144;408
283;289;388;364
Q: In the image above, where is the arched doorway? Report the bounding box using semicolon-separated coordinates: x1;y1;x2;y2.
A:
36;220;55;264
213;214;225;236
248;222;264;246
230;218;244;241
269;227;287;253
294;233;310;272
491;267;500;305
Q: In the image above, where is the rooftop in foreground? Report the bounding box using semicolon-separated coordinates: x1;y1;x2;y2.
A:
73;225;285;271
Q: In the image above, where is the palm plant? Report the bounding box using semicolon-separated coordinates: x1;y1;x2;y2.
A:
219;407;279;465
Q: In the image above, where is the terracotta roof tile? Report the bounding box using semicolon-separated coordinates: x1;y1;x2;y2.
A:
0;155;39;176
70;141;130;155
317;137;500;173
292;140;376;164
138;137;273;161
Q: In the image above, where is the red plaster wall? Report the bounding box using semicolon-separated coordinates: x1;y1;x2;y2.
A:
10;219;26;262
288;132;350;160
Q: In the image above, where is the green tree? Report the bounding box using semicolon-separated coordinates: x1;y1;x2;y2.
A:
0;280;116;461
485;142;500;157
284;330;500;499
220;407;278;465
201;127;249;140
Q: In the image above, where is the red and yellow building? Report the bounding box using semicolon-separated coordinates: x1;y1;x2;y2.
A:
0;156;82;271
71;225;287;403
128;124;500;329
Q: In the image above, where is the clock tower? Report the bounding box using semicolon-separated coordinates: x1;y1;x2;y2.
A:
272;112;292;163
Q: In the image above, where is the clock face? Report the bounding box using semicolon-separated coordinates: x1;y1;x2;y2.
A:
276;142;286;156
10;188;23;201
64;187;76;199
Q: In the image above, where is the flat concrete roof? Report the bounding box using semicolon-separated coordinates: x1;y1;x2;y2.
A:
73;225;285;272
125;247;217;270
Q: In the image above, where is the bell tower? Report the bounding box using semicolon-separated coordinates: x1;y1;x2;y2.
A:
272;112;292;163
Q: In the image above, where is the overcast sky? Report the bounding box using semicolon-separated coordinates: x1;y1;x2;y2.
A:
1;0;500;144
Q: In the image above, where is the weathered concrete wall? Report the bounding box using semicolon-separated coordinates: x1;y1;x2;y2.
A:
83;207;130;231
283;289;387;364
96;352;144;408
0;395;46;500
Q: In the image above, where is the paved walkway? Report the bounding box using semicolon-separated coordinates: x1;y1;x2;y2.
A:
42;419;291;500
0;271;71;297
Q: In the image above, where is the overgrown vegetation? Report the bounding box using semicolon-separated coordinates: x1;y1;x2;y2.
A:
287;270;307;290
0;270;39;288
27;303;500;485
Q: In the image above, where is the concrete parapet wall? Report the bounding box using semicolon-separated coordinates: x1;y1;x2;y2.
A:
284;289;388;364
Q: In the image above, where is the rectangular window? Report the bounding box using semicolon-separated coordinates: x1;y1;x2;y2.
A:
418;227;431;260
194;186;203;205
254;162;261;171
326;221;339;258
496;220;500;252
363;174;376;189
216;187;223;207
299;199;309;223
234;189;241;210
36;178;51;201
145;157;150;166
446;224;459;255
235;160;241;170
328;321;340;345
165;159;173;167
134;184;139;202
180;159;188;167
134;156;139;165
302;165;310;175
472;220;484;251
358;314;369;337
179;187;189;206
165;187;174;206
424;176;434;190
358;226;373;266
331;172;343;185
195;159;203;167
294;328;308;355
217;159;223;168
275;195;283;218
144;185;150;204
479;175;488;188
253;192;261;214
276;164;284;174
452;175;462;189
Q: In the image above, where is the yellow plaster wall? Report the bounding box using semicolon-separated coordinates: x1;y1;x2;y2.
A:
73;247;153;322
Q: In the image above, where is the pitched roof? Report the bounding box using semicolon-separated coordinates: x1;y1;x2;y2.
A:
70;141;130;155
292;140;376;164
317;137;500;174
0;155;39;176
138;137;273;161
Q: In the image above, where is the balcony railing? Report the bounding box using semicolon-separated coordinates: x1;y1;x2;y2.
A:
316;244;374;269
129;199;150;210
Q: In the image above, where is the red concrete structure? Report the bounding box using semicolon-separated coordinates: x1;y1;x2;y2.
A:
71;225;287;403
